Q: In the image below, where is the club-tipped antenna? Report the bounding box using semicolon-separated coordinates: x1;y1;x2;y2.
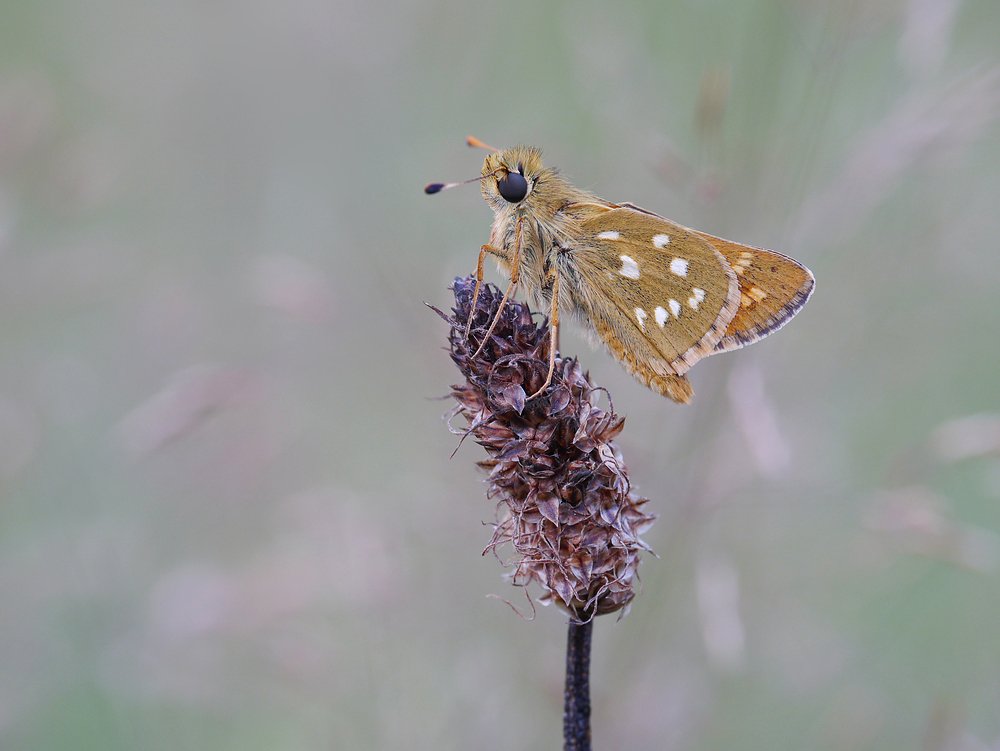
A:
424;137;503;195
466;135;499;151
425;166;503;195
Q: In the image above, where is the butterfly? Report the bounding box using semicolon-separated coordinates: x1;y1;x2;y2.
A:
427;138;814;404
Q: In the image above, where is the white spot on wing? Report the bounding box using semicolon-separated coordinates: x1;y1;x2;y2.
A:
635;307;647;330
689;287;705;310
670;258;689;277
668;299;681;317
653;234;670;248
619;255;640;280
597;230;620;240
655;306;668;326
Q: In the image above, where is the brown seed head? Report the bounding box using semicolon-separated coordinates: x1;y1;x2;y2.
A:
433;277;656;619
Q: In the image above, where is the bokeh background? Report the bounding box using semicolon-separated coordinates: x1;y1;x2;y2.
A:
3;0;1000;748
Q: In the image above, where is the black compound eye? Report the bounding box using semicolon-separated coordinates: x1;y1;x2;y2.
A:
497;171;528;203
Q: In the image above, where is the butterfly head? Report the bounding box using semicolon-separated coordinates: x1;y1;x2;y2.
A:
480;146;551;213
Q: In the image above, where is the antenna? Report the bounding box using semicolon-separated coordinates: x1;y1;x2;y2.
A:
424;137;503;195
465;135;498;151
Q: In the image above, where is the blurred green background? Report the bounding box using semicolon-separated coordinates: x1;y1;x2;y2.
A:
3;0;1000;749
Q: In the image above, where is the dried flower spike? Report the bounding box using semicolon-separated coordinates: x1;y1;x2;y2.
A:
434;277;656;620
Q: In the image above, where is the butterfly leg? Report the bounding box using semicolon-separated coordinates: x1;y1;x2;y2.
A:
526;271;558;401
470;219;523;359
464;245;489;340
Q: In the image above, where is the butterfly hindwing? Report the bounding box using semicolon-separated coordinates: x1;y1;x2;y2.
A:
567;207;739;375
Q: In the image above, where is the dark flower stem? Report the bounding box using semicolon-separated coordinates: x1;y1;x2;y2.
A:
563;619;592;751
